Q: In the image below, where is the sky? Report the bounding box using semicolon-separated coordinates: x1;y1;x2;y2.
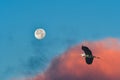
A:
0;0;120;80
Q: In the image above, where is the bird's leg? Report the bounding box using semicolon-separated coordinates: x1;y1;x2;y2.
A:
93;56;100;59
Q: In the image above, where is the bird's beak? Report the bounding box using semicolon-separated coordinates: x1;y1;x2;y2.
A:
81;53;85;57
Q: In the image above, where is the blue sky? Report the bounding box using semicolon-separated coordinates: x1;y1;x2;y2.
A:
0;0;120;79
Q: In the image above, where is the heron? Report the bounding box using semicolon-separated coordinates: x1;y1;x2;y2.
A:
81;46;100;64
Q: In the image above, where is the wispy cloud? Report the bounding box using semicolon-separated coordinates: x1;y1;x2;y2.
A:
16;38;120;80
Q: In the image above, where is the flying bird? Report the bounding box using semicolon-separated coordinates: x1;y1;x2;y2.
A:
81;46;100;64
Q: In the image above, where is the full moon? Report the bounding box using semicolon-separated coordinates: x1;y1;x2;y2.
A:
34;28;46;40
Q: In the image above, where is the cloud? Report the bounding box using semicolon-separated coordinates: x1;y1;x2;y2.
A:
19;38;120;80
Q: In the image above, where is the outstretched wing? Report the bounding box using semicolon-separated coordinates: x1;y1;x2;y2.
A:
85;57;94;64
81;46;93;56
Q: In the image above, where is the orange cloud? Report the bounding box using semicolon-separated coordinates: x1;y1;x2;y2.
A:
25;38;120;80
